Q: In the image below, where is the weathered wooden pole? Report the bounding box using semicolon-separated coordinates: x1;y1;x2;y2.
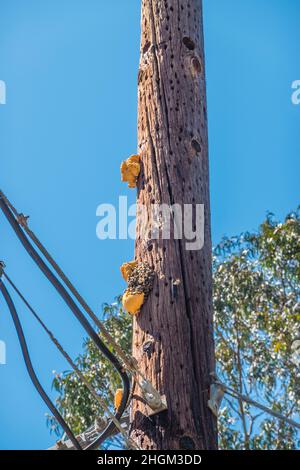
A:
130;0;217;450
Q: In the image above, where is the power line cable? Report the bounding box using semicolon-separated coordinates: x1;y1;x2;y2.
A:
0;193;130;448
0;278;82;450
1;270;139;449
0;190;136;372
0;190;166;415
213;376;300;430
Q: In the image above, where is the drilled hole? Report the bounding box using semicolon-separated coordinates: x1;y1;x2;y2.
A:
182;36;195;50
191;56;201;74
191;139;201;153
179;436;195;450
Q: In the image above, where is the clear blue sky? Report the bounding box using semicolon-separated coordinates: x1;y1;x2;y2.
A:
0;0;299;450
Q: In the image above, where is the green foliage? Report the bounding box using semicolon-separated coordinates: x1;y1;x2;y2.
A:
215;207;300;449
49;208;300;449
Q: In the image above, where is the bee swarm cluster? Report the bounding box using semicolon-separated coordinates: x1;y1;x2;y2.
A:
126;262;155;297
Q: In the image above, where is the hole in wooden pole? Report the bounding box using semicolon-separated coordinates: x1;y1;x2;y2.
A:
182;36;195;50
179;436;195;450
191;56;201;74
191;138;201;153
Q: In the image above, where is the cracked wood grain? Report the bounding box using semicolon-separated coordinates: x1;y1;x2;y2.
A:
130;0;217;450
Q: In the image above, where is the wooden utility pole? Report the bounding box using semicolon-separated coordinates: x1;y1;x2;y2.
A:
131;0;217;450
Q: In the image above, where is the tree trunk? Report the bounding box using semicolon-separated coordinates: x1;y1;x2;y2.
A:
130;0;217;450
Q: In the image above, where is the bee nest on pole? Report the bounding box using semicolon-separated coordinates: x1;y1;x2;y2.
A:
121;261;155;315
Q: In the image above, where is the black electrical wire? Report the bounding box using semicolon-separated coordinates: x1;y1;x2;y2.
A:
2;270;134;449
0;279;82;450
0;196;130;449
0;189;135;374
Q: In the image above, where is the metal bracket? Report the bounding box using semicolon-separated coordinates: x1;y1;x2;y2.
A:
208;372;225;417
139;378;167;415
49;414;130;451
